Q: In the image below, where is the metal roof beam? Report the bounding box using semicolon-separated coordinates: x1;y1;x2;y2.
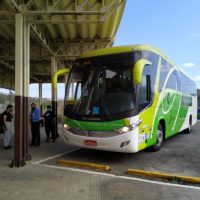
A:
0;59;39;81
60;0;73;11
51;0;63;9
101;0;119;12
0;20;15;24
6;0;21;12
31;72;51;76
31;24;54;56
28;19;99;24
88;0;99;10
4;0;122;15
0;59;14;71
100;0;124;22
0;11;15;15
77;0;90;11
25;0;35;9
23;10;103;15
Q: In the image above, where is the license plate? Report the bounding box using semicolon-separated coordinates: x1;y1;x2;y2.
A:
84;140;97;146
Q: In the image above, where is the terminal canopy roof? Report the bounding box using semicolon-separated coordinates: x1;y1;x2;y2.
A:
0;0;126;88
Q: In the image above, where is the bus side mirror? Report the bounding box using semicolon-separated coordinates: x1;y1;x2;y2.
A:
133;59;152;85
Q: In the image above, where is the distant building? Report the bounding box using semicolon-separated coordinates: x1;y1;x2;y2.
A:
198;89;200;108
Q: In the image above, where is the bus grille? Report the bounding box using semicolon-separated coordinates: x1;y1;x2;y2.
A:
69;128;119;138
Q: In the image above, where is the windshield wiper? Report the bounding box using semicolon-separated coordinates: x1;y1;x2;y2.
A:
72;79;90;116
96;85;111;120
92;65;111;120
72;64;112;120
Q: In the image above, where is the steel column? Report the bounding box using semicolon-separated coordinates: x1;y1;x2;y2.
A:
22;22;31;162
39;81;43;126
51;57;58;137
12;13;31;167
12;13;24;167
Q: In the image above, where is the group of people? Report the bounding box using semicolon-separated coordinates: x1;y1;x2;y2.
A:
1;103;58;149
30;103;58;147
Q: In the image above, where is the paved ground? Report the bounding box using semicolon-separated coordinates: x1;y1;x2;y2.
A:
44;122;200;177
0;123;200;200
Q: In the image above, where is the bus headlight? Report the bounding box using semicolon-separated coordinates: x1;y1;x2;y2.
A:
64;124;71;130
114;120;142;134
122;127;129;133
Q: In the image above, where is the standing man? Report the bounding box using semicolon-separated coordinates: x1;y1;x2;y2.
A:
43;105;55;142
3;105;13;149
30;103;41;146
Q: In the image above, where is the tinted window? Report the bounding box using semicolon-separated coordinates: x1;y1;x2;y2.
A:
65;53;139;121
166;71;177;90
159;59;172;91
141;51;159;92
139;64;152;111
181;72;197;96
139;74;147;104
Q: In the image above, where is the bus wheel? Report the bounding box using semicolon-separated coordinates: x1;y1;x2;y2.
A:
185;116;192;134
152;124;164;152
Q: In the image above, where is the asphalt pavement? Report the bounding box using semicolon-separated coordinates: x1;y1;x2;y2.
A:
0;123;200;200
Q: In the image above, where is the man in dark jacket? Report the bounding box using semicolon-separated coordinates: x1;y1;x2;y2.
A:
43;105;55;142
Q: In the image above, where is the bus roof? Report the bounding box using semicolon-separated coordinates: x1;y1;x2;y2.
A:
80;44;176;67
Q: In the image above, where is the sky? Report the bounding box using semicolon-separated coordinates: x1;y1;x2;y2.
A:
114;0;200;88
29;83;65;99
2;0;200;98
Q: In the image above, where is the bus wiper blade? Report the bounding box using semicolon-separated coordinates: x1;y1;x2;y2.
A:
94;65;112;120
97;86;111;120
72;80;90;115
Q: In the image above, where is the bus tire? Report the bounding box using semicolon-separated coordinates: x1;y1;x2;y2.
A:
185;116;192;134
152;123;164;152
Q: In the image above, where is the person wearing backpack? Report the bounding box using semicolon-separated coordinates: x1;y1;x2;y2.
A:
43;105;55;142
3;105;13;149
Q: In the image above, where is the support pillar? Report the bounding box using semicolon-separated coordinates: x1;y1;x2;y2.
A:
12;13;31;167
22;22;31;162
51;57;58;137
39;81;43;126
13;13;23;167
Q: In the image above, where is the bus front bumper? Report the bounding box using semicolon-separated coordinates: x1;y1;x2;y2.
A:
63;128;139;153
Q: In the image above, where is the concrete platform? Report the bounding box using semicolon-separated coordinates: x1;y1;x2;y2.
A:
0;124;200;200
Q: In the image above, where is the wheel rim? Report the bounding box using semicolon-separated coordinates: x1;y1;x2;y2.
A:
157;129;163;145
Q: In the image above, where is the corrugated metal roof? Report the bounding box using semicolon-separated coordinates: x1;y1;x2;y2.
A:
0;0;126;40
0;0;126;86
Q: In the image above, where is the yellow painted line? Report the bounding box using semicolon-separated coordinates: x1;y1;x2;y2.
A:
58;159;111;171
127;169;200;184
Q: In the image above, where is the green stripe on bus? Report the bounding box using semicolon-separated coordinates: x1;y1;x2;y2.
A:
64;117;128;131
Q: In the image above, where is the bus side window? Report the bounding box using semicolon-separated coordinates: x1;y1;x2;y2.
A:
74;81;81;100
67;82;75;100
166;71;177;90
139;74;151;110
159;59;172;92
67;81;81;100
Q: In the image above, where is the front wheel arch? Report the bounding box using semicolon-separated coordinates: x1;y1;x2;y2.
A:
151;122;164;152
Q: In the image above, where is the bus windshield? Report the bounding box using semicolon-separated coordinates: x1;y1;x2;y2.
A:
64;53;141;121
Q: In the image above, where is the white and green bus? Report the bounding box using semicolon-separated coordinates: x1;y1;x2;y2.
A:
63;45;197;153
